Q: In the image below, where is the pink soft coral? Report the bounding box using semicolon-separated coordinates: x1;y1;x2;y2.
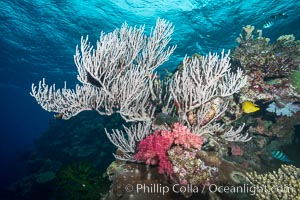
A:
135;130;173;174
231;145;244;156
162;122;203;149
135;122;203;175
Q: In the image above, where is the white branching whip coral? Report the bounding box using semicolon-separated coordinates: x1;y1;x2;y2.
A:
31;18;176;122
30;18;250;161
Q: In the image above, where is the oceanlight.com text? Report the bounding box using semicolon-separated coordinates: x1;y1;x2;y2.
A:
124;183;294;196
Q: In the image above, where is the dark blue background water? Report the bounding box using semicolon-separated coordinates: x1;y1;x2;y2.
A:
0;0;300;191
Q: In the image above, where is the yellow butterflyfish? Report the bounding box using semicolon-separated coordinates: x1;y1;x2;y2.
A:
242;101;260;113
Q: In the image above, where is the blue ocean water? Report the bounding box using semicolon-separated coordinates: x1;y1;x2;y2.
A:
0;0;300;199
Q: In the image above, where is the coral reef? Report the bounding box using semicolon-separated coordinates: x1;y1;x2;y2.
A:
104;159;250;200
233;25;300;104
168;146;219;198
290;70;300;93
24;20;300;200
246;164;300;199
104;161;180;200
218;25;300;173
